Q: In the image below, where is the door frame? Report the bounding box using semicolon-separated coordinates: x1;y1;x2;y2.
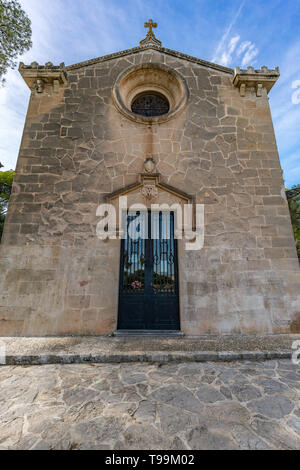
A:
117;210;180;331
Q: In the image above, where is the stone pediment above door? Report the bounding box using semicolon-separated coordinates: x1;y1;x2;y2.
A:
106;171;192;210
105;159;193;234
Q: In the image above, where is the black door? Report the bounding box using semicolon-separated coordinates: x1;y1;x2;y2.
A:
118;211;180;330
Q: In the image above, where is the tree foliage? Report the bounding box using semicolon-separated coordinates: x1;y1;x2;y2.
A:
288;184;300;260
0;169;14;240
0;0;32;84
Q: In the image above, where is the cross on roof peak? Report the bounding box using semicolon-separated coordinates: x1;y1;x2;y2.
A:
140;19;162;47
144;19;157;34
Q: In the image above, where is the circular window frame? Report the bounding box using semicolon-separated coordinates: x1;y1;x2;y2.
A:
112;63;189;125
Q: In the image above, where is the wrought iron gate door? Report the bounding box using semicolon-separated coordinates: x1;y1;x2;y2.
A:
118;211;180;330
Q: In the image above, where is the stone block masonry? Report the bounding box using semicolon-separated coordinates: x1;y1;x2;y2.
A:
0;44;299;336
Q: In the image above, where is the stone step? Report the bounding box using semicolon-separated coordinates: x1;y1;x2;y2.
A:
0;334;298;365
114;330;184;337
1;350;293;365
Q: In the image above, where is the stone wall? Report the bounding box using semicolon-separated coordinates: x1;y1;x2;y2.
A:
1;47;299;336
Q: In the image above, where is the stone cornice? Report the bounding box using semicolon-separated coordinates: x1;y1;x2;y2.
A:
65;45;234;75
233;66;280;96
18;52;281;97
19;62;67;92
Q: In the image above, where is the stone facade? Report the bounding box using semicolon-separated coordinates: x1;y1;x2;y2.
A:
0;40;299;336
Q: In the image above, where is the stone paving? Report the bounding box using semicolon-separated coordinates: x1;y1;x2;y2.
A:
0;360;299;450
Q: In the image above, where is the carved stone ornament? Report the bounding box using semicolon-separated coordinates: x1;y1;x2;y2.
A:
35;79;44;93
144;157;156;173
141;184;159;200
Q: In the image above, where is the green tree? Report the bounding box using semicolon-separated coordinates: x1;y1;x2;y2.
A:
0;0;32;84
287;185;300;260
0;169;14;240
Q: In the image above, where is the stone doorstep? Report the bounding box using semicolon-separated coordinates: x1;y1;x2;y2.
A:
0;334;298;365
2;350;292;366
114;330;185;337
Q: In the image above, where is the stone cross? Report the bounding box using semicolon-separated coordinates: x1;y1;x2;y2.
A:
144;19;157;34
140;19;162;47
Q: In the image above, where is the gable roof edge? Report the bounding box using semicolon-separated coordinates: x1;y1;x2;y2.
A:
66;45;234;75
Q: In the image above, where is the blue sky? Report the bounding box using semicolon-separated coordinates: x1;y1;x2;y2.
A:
0;0;300;187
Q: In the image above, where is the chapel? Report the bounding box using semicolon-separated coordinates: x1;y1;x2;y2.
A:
0;21;299;336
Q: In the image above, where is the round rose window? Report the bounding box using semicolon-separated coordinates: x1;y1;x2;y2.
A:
131;92;170;117
112;63;189;124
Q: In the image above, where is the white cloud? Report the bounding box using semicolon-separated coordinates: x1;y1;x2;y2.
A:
241;44;259;66
211;1;260;69
220;35;239;66
212;2;245;63
228;35;240;54
214;35;259;68
219;35;241;67
237;41;251;56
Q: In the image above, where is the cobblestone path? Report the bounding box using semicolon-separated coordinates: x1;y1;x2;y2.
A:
0;360;299;450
